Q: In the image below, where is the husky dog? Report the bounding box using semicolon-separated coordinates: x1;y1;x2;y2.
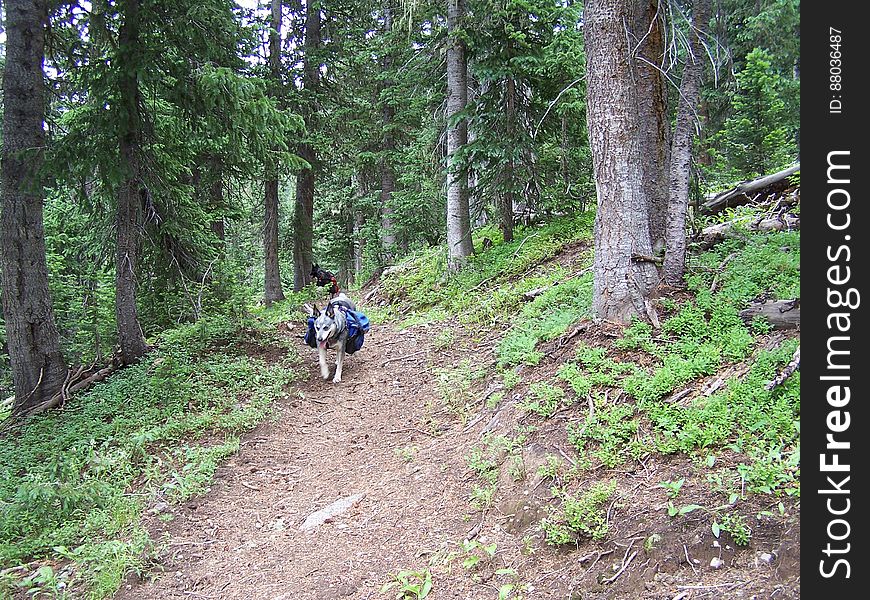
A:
304;293;357;383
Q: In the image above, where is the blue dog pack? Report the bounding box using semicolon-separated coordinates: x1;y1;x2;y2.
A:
305;307;370;354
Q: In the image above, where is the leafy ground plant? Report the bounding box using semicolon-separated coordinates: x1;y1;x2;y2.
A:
381;568;433;599
0;306;301;599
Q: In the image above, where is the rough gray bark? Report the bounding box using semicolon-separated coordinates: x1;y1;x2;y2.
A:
585;0;659;324
380;0;397;260
264;0;286;303
293;0;320;291
445;0;473;271
631;0;670;252
115;0;149;364
663;0;711;285
1;0;69;414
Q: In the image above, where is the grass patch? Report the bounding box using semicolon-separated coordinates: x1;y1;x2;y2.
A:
541;480;617;544
496;274;593;367
0;307;300;598
554;231;799;497
377;212;595;323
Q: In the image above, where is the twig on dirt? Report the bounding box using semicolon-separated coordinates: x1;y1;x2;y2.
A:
466;516;485;540
684;544;699;575
602;550;638;584
380;350;428;368
676;581;748;590
584;548;614;575
556;447;577;467
512;232;541;260
462;413;486;433
240;481;261;492
388;427;437;438
169;540;219;547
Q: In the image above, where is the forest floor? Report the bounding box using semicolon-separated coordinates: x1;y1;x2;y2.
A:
113;308;800;600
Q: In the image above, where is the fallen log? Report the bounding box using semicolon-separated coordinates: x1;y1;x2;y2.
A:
701;164;800;215
696;212;799;250
739;299;800;330
765;345;800;390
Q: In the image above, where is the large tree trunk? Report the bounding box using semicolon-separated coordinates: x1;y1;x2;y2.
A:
264;0;286;303
264;179;285;303
293;0;320;290
663;0;711;285
209;168;226;247
445;0;473;271
500;77;516;243
115;0;149;364
585;0;659;324
292;147;314;291
1;0;68;414
380;0;397;261
631;0;669;253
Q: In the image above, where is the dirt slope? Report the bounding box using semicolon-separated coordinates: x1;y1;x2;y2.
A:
115;318;800;600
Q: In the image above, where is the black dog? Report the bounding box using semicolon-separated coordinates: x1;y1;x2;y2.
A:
310;263;340;296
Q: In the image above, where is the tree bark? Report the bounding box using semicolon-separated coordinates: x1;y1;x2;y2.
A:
585;0;659;324
115;0;149;364
446;0;473;271
380;0;397;261
293;0;320;290
631;0;670;253
264;0;286;303
1;0;69;414
663;0;711;285
500;77;516;243
352;173;366;285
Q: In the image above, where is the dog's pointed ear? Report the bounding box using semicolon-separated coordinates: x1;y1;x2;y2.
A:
311;304;320;317
325;302;335;317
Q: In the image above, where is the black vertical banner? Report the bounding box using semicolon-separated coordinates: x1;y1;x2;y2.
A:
802;2;867;596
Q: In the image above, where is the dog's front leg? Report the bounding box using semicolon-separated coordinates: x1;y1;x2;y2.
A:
333;344;345;383
318;346;330;380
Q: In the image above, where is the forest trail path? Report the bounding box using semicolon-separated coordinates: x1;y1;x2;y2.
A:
115;321;485;600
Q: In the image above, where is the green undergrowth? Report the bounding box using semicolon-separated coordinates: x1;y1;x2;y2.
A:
531;230;800;527
0;299;304;598
379;212;595;327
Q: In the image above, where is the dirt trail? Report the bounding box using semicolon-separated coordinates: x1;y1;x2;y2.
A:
115;318;801;600
116;322;485;600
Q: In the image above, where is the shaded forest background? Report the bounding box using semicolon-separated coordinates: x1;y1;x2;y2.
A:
0;0;799;408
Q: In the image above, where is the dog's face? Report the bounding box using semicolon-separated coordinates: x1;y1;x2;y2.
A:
311;303;338;348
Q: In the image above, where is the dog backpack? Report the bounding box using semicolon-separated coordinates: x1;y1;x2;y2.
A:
304;317;317;348
343;310;371;354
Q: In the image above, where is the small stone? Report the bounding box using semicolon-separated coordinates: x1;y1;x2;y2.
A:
759;552;775;564
149;501;169;515
710;557;725;569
